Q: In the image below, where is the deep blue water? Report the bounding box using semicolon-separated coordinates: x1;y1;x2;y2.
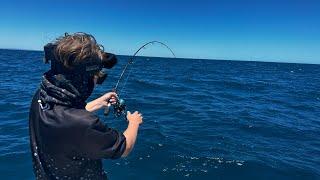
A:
0;49;319;179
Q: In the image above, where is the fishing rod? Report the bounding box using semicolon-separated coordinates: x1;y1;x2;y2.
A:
104;41;176;118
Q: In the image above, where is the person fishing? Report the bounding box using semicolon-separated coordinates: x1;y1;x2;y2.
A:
28;32;143;180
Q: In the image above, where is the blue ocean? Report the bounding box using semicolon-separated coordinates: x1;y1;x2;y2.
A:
0;49;319;179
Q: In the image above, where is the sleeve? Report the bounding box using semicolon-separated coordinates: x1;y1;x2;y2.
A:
76;117;127;160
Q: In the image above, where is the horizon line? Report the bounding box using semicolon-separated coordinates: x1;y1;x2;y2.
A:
0;47;319;66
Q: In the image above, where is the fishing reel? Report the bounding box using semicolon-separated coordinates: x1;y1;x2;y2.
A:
104;97;126;118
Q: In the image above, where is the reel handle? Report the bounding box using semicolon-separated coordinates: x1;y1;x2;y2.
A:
104;88;117;116
104;103;111;116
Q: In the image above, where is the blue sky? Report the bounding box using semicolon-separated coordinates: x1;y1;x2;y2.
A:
0;0;319;63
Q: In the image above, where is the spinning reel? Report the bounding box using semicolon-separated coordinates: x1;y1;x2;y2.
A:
104;96;126;118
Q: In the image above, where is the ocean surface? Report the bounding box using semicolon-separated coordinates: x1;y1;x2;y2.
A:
0;49;319;180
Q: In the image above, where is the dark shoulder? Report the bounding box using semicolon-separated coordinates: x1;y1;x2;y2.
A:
54;105;100;128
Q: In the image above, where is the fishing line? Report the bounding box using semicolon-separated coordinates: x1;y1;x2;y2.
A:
117;60;135;97
104;41;176;118
117;41;176;96
114;41;176;92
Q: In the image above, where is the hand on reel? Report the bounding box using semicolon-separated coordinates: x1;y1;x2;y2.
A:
104;96;127;119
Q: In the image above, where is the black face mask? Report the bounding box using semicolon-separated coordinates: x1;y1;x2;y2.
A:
66;73;95;102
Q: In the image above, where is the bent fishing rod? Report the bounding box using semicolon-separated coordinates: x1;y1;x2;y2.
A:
104;41;176;118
